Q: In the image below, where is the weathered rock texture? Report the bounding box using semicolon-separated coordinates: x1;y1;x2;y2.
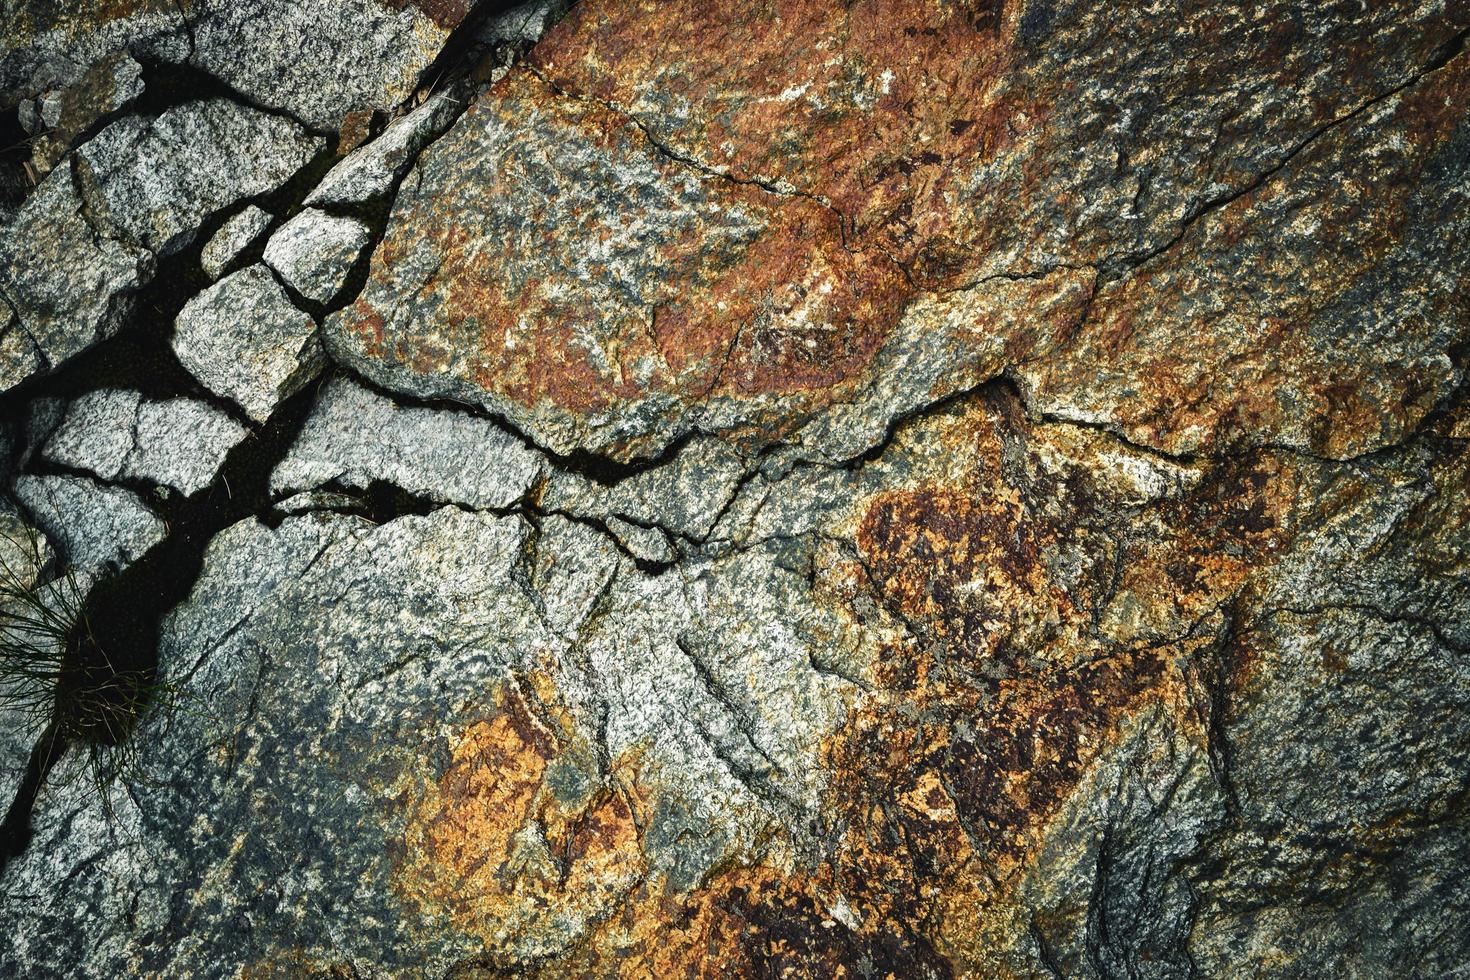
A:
0;1;1467;978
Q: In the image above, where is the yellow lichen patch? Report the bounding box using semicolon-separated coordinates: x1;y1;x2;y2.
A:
391;675;645;963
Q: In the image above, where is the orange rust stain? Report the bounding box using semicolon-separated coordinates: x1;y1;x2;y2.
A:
391;677;643;954
532;0;1036;279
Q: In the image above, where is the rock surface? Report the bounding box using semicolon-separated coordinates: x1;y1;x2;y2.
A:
262;209;372;305
0;97;319;393
173;265;324;422
0;166;153;391
271;374;543;510
2;0;483;132
44;388;248;495
199;205;272;280
13;473;165;573
1;2;1468;977
73;98;320;257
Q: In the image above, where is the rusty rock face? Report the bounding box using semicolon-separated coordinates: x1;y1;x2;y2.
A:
1;1;1469;978
334;0;1470;465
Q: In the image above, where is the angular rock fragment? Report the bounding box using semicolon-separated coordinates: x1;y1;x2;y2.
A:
44;388;248;495
125;397;249;494
199;205;272;280
3;0;481;135
0;167;152;391
40;387;140;474
73;98;321;257
541;434;747;544
0;0;183;106
23;50;144;176
304;90;465;207
184;0;482;132
262;209;372;305
272;375;542;510
13;473;164;573
173;265;324;423
0;97;318;393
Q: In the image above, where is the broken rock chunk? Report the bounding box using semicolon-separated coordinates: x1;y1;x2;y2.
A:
73;98;321;257
200;205;272;280
13;473;165;573
44;388;248;496
0;167;152;392
271;375;543;510
173;265;323;423
262;209;372;306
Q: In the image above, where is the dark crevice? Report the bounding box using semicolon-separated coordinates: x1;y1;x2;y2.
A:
0;136;338;425
0;721;63;864
131;56;330;138
330;361;714;488
417;0;555;94
276;464;680;576
18;458;171;516
0;371;322;870
1;104;35;209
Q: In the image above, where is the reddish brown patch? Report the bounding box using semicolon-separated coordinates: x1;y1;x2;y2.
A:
533;0;1039;284
379;0;471;30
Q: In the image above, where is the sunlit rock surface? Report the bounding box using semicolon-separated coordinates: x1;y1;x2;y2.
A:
0;2;1467;977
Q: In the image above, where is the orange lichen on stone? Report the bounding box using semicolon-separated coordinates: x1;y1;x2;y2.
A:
391;675;644;958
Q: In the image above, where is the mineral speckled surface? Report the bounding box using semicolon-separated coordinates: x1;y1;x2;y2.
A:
0;2;1467;978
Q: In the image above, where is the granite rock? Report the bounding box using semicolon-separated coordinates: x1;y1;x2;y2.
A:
184;0;482;132
199;204;272;280
173;265;324;423
271;374;543;510
44;388;248;495
0;166;153;391
73;98;320;257
304;90;466;207
2;0;482;133
24;51;144;176
2;1;1468;976
262;209;372;305
12;473;164;573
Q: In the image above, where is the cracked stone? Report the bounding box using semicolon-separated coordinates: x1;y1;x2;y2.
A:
541;434;748;543
25;51;144;177
327;68;909;462
199;204;272;280
2;0;479;134
184;0;482;132
0;0;183;107
44;388;249;495
304;90;466;207
0;165;153;392
13;473;165;573
173;264;324;423
3;1;1470;976
271;374;543;510
479;0;576;48
262;208;372;305
73;98;321;257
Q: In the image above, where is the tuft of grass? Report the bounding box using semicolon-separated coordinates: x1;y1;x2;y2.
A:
0;521;70;725
0;522;183;812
